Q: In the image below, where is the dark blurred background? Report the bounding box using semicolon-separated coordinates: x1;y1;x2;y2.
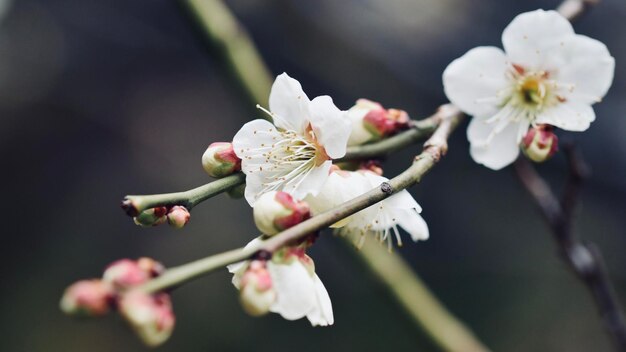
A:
2;0;625;351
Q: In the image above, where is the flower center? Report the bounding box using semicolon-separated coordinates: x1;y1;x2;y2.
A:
507;64;555;112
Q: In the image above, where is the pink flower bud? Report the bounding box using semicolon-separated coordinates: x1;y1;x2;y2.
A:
103;257;164;289
239;260;276;316
253;191;310;235
359;160;384;176
119;291;175;347
521;125;559;163
133;207;168;227
60;279;114;317
202;142;241;178
347;99;410;145
167;206;190;229
103;259;150;289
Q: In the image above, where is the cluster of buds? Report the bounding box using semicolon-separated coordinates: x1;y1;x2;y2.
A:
133;205;191;229
60;257;175;347
202;142;241;178
520;125;559;163
347;99;411;146
253;191;311;236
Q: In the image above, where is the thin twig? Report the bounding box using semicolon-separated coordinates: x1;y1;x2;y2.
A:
121;114;441;216
514;153;626;351
134;106;463;293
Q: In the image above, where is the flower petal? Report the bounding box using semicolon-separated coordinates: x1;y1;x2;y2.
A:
269;73;310;134
396;209;429;241
468;118;521;170
443;46;509;117
308;96;351;159
268;261;316;321
227;238;263;288
553;35;615;105
305;274;334;326
285;160;333;201
502;10;574;69
536;101;595;132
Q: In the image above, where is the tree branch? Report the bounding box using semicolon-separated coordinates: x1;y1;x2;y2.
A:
514;152;626;351
134;106;463;293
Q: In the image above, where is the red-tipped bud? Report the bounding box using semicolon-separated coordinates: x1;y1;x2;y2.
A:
60;280;114;317
521;125;559;163
347;99;410;146
253;191;310;235
202;142;241;178
167;206;190;229
359;160;384;176
103;258;164;289
239;260;276;317
133;207;168;227
119;291;175;347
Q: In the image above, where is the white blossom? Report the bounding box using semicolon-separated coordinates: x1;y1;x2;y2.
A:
443;9;614;170
306;170;429;248
233;73;351;205
228;239;334;326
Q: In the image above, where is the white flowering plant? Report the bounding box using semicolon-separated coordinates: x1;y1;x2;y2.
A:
60;2;625;351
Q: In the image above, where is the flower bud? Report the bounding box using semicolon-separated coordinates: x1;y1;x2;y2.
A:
133;207;168;227
103;259;151;289
167;206;190;229
521;125;559;163
253;191;310;235
202;142;241;178
119;291;175;347
239;260;276;317
347;99;410;146
60;279;114;317
136;257;166;278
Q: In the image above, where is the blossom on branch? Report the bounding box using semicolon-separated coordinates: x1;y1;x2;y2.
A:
443;9;614;170
228;239;333;326
306;169;428;248
233;73;351;205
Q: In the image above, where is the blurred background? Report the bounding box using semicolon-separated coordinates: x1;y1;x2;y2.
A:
2;0;625;351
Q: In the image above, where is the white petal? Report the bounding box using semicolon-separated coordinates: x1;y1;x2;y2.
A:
502;10;574;69
308;96;351;159
552;35;615;105
468;118;521;170
396;209;429;241
535;101;595;132
306;274;334;326
306;171;369;227
268;261;317;321
443;46;509;117
268;73;310;133
286;160;333;201
227;238;263;288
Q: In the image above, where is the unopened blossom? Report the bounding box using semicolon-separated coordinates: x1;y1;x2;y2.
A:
133;207;168;227
346;99;410;146
238;260;277;316
119;291;175;347
102;257;164;289
228;239;333;326
202;142;241;178
167;206;190;229
60;279;114;317
253;191;310;235
443;9;614;170
306;170;428;248
232;73;351;205
520;125;558;162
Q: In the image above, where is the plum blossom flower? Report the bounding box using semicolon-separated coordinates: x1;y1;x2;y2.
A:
443;9;614;170
228;239;333;326
233;73;351;205
306;170;428;249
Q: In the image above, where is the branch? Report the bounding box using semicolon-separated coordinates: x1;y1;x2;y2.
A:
514;152;626;351
351;237;490;352
121;113;442;216
134;106;463;293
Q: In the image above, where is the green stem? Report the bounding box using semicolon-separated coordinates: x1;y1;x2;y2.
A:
122;173;245;216
351;238;490;352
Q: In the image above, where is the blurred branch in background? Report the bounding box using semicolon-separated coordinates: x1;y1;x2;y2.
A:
174;0;491;351
514;148;626;351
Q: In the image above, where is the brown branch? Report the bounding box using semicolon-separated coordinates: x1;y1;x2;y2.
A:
514;151;626;351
